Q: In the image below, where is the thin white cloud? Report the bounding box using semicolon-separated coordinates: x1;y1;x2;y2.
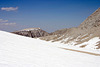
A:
2;23;16;26
1;7;18;11
0;19;16;26
0;19;8;23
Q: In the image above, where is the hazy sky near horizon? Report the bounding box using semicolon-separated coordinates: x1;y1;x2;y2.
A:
0;0;100;32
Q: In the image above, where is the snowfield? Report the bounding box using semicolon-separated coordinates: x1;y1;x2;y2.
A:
0;30;100;67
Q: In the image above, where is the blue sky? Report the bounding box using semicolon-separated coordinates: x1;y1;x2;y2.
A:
0;0;100;32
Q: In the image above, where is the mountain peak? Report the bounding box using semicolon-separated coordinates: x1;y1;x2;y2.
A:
12;28;49;38
79;8;100;29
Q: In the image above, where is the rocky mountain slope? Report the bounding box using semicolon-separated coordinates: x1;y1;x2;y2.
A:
12;28;49;38
12;8;100;50
40;8;100;49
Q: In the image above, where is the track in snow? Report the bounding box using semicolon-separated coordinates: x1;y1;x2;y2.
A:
60;47;100;56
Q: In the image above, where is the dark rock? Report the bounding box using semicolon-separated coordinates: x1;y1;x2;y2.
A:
12;28;49;38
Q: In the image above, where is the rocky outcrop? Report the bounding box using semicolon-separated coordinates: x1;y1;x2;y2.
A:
12;28;49;38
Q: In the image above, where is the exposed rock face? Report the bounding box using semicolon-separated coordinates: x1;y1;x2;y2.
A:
40;8;100;49
12;28;49;38
79;8;100;29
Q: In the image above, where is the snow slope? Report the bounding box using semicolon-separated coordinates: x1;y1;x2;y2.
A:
0;30;100;67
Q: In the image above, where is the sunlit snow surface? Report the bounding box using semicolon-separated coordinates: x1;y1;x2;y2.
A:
0;30;100;67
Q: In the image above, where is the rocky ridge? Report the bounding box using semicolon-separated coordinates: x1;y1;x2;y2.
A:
12;28;49;38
